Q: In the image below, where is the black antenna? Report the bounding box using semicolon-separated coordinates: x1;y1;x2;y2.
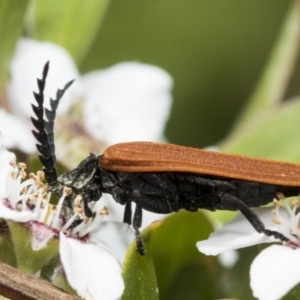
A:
31;62;74;187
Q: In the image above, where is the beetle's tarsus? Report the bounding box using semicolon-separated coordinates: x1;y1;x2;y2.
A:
263;229;289;242
135;229;146;255
219;192;290;242
133;204;146;254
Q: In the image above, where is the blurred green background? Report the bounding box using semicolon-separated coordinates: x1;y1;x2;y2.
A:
80;0;295;148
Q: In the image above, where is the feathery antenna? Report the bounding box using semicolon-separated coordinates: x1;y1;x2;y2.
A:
31;62;74;187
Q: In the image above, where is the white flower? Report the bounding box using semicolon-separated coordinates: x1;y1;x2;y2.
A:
250;244;300;300
197;199;300;300
0;110;35;153
4;38;172;153
59;204;134;300
59;213;133;300
3;38;173;229
60;233;124;300
2;38;79;154
0;149;64;249
79;62;172;145
59;216;135;300
0;136;134;299
7;38;79;119
0;146;40;224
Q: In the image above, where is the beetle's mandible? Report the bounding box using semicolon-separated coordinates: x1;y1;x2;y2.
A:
32;62;300;255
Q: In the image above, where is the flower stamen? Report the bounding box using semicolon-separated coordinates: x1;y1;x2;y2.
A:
271;197;300;247
50;187;70;229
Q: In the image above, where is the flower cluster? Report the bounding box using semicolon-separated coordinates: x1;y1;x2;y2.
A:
2;38;173;229
0;139;133;299
0;38;173;299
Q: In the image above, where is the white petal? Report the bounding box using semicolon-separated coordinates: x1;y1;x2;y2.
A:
31;221;57;250
7;38;79;119
0;130;16;194
0;200;37;222
250;245;300;300
60;233;124;300
218;250;239;268
0;110;36;153
80;62;173;145
89;221;135;263
197;208;280;255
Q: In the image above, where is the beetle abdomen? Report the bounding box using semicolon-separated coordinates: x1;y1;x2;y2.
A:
99;166;299;213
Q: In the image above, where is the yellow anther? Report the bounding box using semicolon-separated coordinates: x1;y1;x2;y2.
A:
99;206;109;216
9;161;16;167
37;171;45;181
276;192;285;200
74;206;83;214
20;170;27;180
63;187;72;196
272;219;281;225
18;162;27;169
29;194;38;201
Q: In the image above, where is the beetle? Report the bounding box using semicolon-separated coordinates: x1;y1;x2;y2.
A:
32;62;300;254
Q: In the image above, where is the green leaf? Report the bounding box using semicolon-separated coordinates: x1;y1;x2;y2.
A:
0;0;29;92
7;220;59;275
226;246;260;300
151;211;215;299
40;255;60;281
164;261;217;300
204;209;237;226
122;221;162;300
0;221;17;267
220;99;300;162
51;265;77;295
31;0;110;63
282;282;300;300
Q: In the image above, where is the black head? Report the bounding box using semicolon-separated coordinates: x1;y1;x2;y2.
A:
57;153;99;192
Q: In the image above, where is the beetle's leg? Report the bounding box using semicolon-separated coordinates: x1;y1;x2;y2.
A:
133;204;146;255
82;192;93;218
63;194;75;220
219;193;289;242
123;202;132;225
